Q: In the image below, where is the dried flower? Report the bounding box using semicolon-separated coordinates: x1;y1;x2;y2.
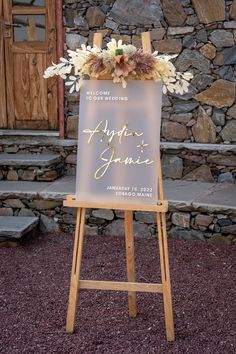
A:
130;51;156;76
113;54;136;77
44;39;193;94
85;53;106;76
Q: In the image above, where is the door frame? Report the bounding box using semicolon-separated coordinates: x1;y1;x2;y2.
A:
56;0;64;139
0;0;7;127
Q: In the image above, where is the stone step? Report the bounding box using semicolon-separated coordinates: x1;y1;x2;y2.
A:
0;153;63;182
1;134;235;182
0;129;59;137
0;153;61;167
0;216;39;240
0;177;235;213
0;177;235;244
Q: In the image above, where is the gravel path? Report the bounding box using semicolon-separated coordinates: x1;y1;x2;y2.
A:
0;233;235;354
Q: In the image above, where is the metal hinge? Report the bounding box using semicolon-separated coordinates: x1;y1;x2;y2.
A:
4;30;11;38
4;21;22;37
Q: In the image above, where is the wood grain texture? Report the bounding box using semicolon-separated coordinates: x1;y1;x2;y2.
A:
157;212;175;341
14;53;31;120
29;53;48;120
192;0;225;24
79;280;163;293
231;0;236;18
141;32;152;53
15;120;48;129
12;6;46;15
0;0;7;128
3;0;15;128
93;32;102;48
125;210;137;317
64;197;168;212
14;53;48;123
12;42;47;53
66;208;86;334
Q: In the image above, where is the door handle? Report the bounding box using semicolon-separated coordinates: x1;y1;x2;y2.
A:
4;21;22;28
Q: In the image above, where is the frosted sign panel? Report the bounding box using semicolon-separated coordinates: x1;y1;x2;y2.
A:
76;80;162;205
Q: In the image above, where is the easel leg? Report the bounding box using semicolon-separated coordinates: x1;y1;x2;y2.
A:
124;210;137;317
66;207;86;333
157;212;175;341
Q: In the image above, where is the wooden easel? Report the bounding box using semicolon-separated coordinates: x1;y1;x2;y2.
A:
63;32;175;341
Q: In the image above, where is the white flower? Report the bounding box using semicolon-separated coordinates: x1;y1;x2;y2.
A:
102;50;115;65
43;61;72;79
174;80;190;94
43;66;55;78
154;53;178;61
182;72;193;81
76;79;83;91
165;82;176;93
164;77;176;85
81;44;101;54
107;39;136;55
122;44;136;54
162;85;167;94
65;76;84;93
107;38;123;53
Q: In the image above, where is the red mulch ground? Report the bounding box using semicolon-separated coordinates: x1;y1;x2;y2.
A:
0;233;235;354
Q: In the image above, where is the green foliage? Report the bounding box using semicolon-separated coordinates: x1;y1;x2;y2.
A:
115;48;124;56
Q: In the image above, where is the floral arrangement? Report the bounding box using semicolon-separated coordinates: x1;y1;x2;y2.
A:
44;39;193;95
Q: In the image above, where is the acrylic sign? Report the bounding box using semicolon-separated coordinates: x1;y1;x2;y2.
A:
75;80;162;205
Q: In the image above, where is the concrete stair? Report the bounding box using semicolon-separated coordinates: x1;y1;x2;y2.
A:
0;153;63;182
0;153;61;166
0;216;39;241
0;129;59;137
0;177;235;213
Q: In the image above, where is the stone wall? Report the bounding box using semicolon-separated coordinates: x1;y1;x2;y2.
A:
62;207;236;245
0;193;235;244
161;144;236;182
63;0;236;146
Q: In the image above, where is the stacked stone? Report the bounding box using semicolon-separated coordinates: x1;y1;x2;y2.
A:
168;211;236;244
64;0;236;145
0;165;63;182
2;197;234;244
162;144;236;182
0;138;77;181
59;208;236;245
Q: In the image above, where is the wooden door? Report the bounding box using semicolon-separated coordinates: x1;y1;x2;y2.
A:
0;0;58;130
